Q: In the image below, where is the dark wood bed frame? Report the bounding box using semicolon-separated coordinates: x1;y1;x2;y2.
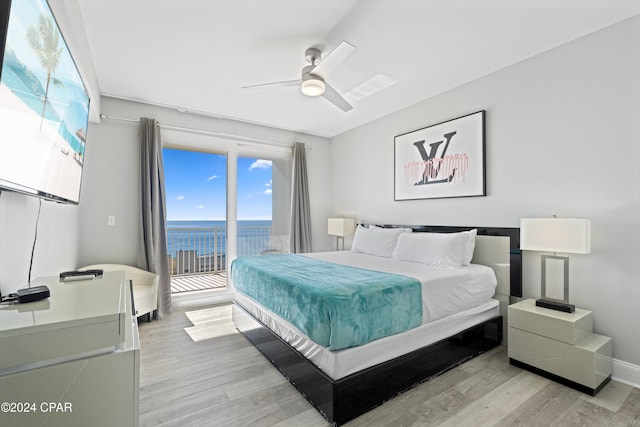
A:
232;225;521;426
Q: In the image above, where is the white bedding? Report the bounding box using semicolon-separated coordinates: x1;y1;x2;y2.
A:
232;251;500;380
304;251;497;323
234;293;499;380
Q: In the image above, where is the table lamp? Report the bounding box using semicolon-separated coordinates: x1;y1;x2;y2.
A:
520;217;591;313
327;218;355;251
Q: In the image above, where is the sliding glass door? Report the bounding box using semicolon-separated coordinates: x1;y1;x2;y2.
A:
237;155;291;257
161;134;292;299
163;147;228;294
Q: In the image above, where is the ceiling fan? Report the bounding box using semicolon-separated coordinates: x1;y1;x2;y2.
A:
242;41;356;112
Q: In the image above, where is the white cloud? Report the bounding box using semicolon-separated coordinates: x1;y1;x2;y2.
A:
176;195;184;200
207;175;219;181
253;188;272;196
197;205;205;209
249;159;272;171
265;180;272;187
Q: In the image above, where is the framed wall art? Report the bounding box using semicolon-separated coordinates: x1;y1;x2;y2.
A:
394;110;486;201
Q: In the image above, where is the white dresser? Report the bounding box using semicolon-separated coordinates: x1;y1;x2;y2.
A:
0;272;140;427
508;299;612;395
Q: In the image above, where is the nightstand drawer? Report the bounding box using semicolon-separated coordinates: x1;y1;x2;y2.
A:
508;327;612;389
508;299;592;344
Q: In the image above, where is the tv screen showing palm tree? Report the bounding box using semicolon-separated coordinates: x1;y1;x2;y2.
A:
0;0;90;204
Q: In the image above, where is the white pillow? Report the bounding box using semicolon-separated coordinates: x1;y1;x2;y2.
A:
392;232;469;268
351;225;407;257
461;229;477;265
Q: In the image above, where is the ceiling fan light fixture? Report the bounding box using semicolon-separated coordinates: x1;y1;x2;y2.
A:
301;77;325;97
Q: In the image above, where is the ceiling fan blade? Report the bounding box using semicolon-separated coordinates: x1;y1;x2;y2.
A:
311;41;355;77
241;79;300;89
322;82;353;112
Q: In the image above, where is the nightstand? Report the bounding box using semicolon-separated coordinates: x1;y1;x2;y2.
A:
508;299;612;395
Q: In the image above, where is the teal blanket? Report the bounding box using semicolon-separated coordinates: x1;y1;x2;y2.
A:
231;254;422;350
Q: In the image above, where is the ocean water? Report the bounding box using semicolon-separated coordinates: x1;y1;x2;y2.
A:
166;220;273;257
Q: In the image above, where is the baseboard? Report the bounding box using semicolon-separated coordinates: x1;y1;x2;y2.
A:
613;358;640;389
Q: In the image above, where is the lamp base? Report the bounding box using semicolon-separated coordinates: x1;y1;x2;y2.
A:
535;298;575;313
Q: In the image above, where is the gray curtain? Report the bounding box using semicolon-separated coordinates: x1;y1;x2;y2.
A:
290;142;312;253
140;118;171;319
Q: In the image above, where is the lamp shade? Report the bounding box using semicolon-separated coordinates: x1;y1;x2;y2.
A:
520;218;591;254
327;218;355;237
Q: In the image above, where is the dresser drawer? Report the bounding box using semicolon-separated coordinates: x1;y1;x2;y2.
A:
509;327;612;389
508;299;592;344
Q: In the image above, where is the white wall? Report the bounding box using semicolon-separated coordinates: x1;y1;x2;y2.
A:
78;97;332;269
78;115;142;266
0;192;80;294
330;15;640;369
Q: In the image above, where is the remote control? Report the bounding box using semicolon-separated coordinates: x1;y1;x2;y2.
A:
59;269;104;280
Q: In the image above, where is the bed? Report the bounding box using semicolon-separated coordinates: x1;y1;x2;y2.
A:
231;225;521;426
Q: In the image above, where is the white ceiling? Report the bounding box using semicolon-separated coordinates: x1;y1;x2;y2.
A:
69;0;640;138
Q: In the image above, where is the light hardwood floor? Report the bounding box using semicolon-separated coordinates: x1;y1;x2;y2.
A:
138;304;640;426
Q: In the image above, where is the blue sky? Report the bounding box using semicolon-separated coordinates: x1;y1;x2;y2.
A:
163;148;272;220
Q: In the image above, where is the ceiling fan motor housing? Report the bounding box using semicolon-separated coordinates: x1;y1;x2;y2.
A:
304;47;322;64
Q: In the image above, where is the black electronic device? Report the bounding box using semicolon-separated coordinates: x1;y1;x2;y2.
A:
535;298;575;313
16;285;50;303
0;0;91;204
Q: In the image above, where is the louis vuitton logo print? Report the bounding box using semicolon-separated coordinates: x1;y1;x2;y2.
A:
404;131;469;186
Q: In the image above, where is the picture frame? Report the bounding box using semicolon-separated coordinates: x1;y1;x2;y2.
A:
394;110;486;200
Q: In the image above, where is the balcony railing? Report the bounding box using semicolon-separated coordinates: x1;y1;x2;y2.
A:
167;225;282;277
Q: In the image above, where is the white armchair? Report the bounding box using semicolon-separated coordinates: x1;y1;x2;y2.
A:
80;264;159;321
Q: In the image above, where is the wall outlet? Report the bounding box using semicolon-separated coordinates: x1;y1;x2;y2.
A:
107;216;116;226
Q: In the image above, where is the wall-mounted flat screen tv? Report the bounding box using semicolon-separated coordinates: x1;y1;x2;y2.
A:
0;0;90;204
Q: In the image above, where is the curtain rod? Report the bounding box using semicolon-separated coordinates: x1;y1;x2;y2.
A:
99;114;294;148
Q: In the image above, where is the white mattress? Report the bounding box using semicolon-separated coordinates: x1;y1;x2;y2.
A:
234;293;499;380
304;251;497;323
232;251;500;380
